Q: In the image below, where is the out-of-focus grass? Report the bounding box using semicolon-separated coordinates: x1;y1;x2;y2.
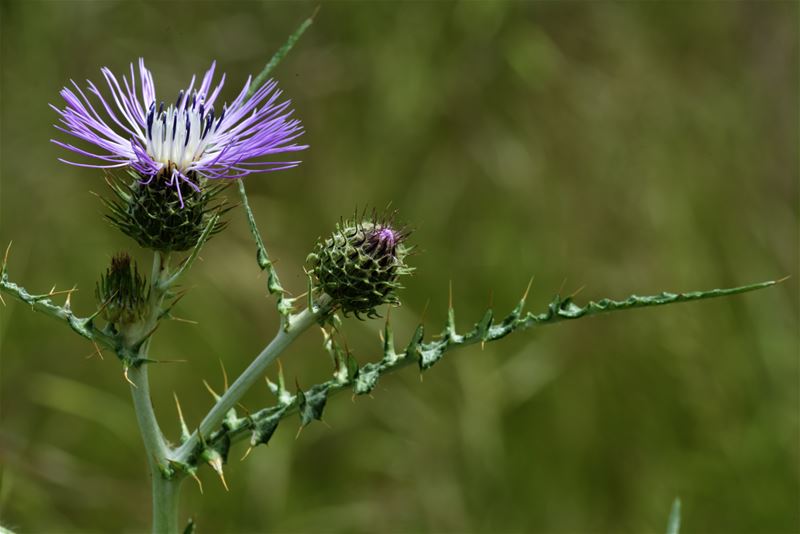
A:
1;2;797;533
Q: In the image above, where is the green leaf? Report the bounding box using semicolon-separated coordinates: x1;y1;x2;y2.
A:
297;385;327;427
250;413;282;447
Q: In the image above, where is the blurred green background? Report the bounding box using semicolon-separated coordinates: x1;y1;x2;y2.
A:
1;1;797;533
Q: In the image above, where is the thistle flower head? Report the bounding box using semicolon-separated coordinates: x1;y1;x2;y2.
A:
51;59;306;205
307;213;413;318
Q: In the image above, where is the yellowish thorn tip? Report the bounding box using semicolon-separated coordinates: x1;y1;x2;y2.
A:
173;392;185;421
449;279;453;309
217;471;229;492
558;277;568;295
240;447;253;461
219;358;229;391
191;472;204;495
569;285;586;299
2;241;11;267
421;299;430;323
124;367;137;388
522;276;535;301
202;379;220;399
170;316;199;325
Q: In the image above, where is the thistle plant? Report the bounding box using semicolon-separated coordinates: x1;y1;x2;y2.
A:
0;13;784;534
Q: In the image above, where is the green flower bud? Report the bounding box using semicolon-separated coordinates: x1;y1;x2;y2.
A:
103;170;228;253
307;216;413;318
95;252;149;327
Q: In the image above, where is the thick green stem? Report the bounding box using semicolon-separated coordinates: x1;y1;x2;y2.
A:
129;250;180;534
151;475;183;534
129;365;170;468
173;296;330;464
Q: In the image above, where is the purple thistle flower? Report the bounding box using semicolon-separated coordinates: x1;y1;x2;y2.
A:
51;59;307;205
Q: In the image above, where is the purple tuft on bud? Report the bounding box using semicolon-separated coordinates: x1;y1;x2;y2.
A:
363;226;399;257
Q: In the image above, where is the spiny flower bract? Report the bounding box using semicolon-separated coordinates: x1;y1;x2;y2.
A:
95;252;149;327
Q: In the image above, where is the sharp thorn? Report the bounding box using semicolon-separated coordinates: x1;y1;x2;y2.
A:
170;315;199;325
202;379;220;400
236;402;251;416
64;285;78;308
191;471;204;494
558;277;568;295
217;470;229;492
3;241;13;268
123;367;137;388
85;340;104;360
448;279;453;310
173;392;184;413
89;289;118;321
219;358;229;392
568;284;586;299
523;276;535;301
240;447;253;461
421;299;430;324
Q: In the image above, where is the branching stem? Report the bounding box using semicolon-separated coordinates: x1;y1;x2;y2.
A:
173;295;331;464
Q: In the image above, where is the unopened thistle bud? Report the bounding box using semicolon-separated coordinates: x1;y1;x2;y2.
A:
307;215;413;318
95;253;149;327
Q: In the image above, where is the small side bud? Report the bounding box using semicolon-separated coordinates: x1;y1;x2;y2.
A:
306;212;413;318
95;253;149;327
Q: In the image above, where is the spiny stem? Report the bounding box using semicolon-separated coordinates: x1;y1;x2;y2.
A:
236;9;318;322
172;295;331;464
236;179;291;320
0;272;115;348
200;279;782;455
